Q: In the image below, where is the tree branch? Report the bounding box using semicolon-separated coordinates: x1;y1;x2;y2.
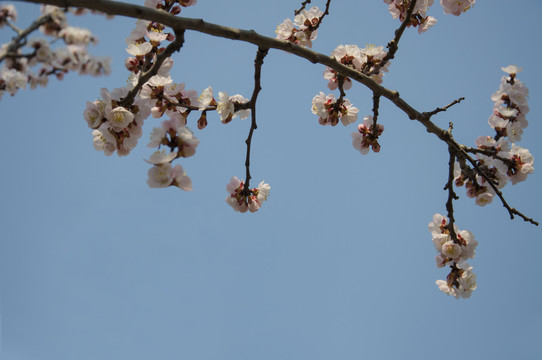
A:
13;0;539;227
242;47;268;193
119;28;185;108
426;97;465;117
0;12;51;63
367;0;417;77
294;0;312;16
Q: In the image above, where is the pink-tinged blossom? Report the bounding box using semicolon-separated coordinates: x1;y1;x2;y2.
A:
28;38;52;63
501;65;522;75
217;91;235;123
83;100;106;129
145;150;193;190
198;86;216;110
126;42;153;56
323;67;352;90
455;261;477;298
147;163;175;188
311;92;358;126
148;126;167;148
125;20;150;45
294;6;324;30
418;16;437;33
176;127;199;157
324;45;362;89
170;165;192;190
275;7;323;48
58;26;96;45
435;254;448;268
436;263;477;299
331;45;361;70
39;5;67;36
440;0;475;16
351;115;384;154
147;27;168;43
457;230;478;260
226;177;270;213
499;144;534;185
435;279;457;297
275;18;296;42
92;125;117;156
360;45;389;84
108;106;135;129
384;0;435;32
0;68;27;96
145;149;177;165
441;240;462;260
428;213;451;236
0;4;18;28
147;161;192;191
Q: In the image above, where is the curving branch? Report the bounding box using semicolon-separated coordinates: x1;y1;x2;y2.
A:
13;0;539;227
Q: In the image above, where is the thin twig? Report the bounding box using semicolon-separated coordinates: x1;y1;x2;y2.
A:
14;0;539;227
371;93;381;137
119;29;185;108
294;0;312;16
426;97;465;117
459;148;539;226
0;13;51;63
6;20;23;34
242;47;269;193
314;0;332;28
444;130;460;242
367;0;417;77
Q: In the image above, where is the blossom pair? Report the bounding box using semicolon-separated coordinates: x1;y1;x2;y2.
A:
225;177;270;213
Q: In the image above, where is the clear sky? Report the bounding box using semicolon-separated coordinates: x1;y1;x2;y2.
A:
1;1;541;359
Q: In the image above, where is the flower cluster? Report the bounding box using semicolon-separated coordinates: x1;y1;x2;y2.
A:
454;66;534;206
351;116;384;154
488;66;529;142
275;6;324;48
84;0;256;198
148;116;199;157
383;0;437;33
0;4;110;101
225;177;270;213
87;87;147;157
311;92;358;126
429;214;478;299
324;44;389;88
383;0;475;33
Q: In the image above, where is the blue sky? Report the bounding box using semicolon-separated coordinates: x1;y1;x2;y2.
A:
1;1;541;359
